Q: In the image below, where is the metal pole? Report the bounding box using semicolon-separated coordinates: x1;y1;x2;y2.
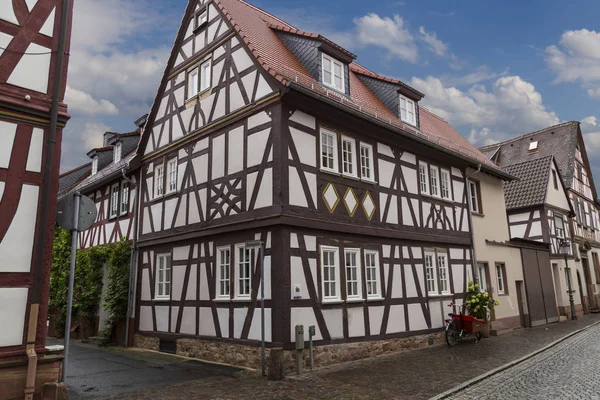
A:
62;192;80;382
309;333;313;371
565;254;577;320
260;244;265;377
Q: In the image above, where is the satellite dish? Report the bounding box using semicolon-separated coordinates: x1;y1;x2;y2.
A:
56;193;98;231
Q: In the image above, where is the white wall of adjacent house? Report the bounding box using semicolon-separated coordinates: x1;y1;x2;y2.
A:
468;169;524;330
546;164;571;211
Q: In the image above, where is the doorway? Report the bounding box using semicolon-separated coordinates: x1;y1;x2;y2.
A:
516;280;528;328
581;257;596;310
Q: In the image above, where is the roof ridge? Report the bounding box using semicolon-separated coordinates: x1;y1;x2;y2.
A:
479;121;578;150
60;162;92;177
419;106;447;122
227;0;296;29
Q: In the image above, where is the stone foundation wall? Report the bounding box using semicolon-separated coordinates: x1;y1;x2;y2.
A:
134;334;159;351
134;331;444;374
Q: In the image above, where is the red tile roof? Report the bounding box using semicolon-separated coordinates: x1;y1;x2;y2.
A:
215;0;502;173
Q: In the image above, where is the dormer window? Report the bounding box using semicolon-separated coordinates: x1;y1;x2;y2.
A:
399;95;416;126
92;156;98;175
114;142;122;163
529;141;538;152
322;53;344;92
194;9;207;31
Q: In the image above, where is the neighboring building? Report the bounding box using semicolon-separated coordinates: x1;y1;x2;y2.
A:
131;0;512;372
480;121;600;316
61;129;142;337
58;162;91;199
0;1;74;398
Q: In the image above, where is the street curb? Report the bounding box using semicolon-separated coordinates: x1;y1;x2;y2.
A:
429;320;600;400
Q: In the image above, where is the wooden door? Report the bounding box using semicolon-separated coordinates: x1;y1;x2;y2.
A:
537;251;559;323
521;249;547;326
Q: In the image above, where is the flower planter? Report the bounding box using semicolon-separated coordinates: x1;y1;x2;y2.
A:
480;324;490;338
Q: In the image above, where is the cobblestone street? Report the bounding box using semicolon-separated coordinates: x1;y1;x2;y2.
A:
92;314;600;400
447;321;600;399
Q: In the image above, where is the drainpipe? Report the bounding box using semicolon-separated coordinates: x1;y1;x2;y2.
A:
122;166;139;347
25;0;70;397
465;164;482;285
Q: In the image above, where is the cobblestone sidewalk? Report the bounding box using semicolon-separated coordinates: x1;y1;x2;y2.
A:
446;322;600;399
100;314;600;400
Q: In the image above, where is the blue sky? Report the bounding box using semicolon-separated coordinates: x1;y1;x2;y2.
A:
62;0;600;185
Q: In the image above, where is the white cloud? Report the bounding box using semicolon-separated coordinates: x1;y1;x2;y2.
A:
546;29;600;98
419;26;448;57
581;116;598;132
65;86;118;116
81;122;111;150
354;14;419;63
441;65;505;86
411;75;560;145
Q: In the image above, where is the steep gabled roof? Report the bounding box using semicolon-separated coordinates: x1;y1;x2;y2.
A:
503;156;553;210
479;121;598;200
58;163;91;198
139;0;508;179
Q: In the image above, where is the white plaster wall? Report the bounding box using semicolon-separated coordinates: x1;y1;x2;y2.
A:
138;306;153;331
217;308;229;338
233;308;247;339
247;128;270;167
0;287;28;347
7;43;51;93
0;121;17;168
407;304;427;331
290;308;322;341
199;307;216;336
289;110;316;129
290;127;316;167
386;305;405;333
0;184;39;273
347;308;365;337
546;164;571;211
26;128;43;172
248;308;272;342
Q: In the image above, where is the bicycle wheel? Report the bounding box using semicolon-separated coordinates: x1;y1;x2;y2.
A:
445;322;458;347
474;331;482;341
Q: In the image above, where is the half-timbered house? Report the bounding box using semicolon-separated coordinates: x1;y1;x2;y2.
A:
0;0;73;397
481;122;600;317
133;0;514;372
59;129;141;337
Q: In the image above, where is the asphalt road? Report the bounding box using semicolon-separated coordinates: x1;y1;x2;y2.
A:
47;339;240;399
447;322;600;399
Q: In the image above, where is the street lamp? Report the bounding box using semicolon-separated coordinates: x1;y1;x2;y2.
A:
559;239;577;320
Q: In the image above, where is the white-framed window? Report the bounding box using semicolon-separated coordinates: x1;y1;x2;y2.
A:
468;180;480;213
200;60;212;92
341;136;357;177
477;263;487;291
419;162;430;195
399;94;416;126
555;214;565;238
440;169;451;200
496;264;505;295
235;244;254;298
216;246;231;298
364;250;381;298
114;142;122;163
344;249;361;299
155;253;171;299
188;67;199;99
430;166;440;198
437;253;450;294
92;156;98;175
425;251;438;295
154;164;164;198
425;251;450;295
321;53;344;92
360;143;374;181
120;182;129;215
167;158;178;194
110;183;119;218
195;9;207;29
529;141;538;152
320;246;340;301
320;128;338;172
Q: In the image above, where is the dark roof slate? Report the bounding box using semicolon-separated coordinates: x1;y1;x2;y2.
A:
58;163;91;198
503;156;553;210
479;122;578;188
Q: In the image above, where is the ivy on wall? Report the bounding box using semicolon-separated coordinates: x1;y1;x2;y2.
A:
49;227;131;340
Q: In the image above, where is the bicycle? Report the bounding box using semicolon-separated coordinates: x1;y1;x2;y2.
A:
445;302;483;347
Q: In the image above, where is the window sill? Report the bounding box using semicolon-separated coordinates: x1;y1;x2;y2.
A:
320;168;341;177
366;296;384;302
420;192;454;204
361;178;377;185
321;299;344;305
345;298;364;303
428;293;453;298
232;297;252;302
153;297;170;302
321;82;347;96
471;212;485;217
213;298;232;302
342;173;360;181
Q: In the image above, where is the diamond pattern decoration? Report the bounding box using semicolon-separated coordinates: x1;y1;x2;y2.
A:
344;187;358;217
362;191;376;220
322;182;340;213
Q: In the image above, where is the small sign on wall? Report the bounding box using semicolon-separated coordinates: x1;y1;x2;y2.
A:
293;284;302;299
